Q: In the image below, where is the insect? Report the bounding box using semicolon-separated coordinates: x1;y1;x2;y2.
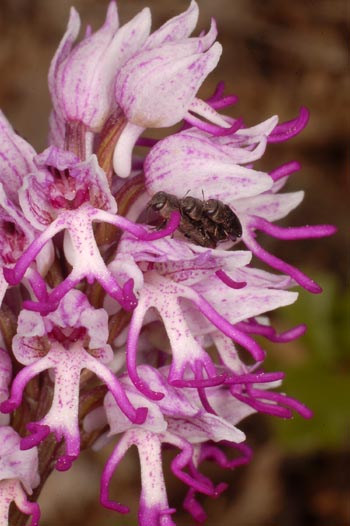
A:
147;191;242;248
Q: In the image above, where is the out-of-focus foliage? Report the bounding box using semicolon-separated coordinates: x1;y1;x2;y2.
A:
269;271;349;450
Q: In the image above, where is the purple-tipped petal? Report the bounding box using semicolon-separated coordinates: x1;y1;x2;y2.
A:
243;230;323;293
215;269;247;289
100;432;134;514
185;111;243;136
237;320;307;342
269;160;301;181
268;107;309;143
252;216;337;240
20;423;50;450
55;455;77;472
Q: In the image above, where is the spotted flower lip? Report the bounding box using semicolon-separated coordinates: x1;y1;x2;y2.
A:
97;366;252;523
113;234;299;399
91;365;309;525
3;144;180;313
103;366;254;441
3;204;180;314
0;291;148;471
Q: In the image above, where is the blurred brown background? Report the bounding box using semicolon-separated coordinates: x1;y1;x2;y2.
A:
0;1;348;525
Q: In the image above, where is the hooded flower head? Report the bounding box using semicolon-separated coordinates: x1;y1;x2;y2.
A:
111;1;232;178
49;2;151;134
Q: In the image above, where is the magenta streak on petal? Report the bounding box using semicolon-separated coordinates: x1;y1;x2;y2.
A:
169;438;215;495
84;352;148;425
205;81;238;109
209;94;238;110
201;441;253;469
24;269;136;315
225;371;285;385
0;358;49;413
205;81;239;108
232;382;313;419
138;502;176;526
183;482;228;523
23;275;79;314
16;496;41;526
20;423;50;450
95;209;180;241
247;386;313;419
252;216;337;240
183;488;208;523
0;400;18;413
126;298;165;400
26;269;49;302
122;278;138;311
197;386;217;414
138;211;181;241
184;112;243;136
206;80;225;101
215;269;247;289
170;371;226;389
100;433;131;514
55;455;77;472
243;229;323;293
190;291;265;361
268;107;309;143
269;160;301;181
236;320;307;342
232;389;293;418
136;136;159;148
96;273;136;312
3;219;63;285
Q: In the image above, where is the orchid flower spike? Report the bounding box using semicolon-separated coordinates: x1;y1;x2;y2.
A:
0;2;336;525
